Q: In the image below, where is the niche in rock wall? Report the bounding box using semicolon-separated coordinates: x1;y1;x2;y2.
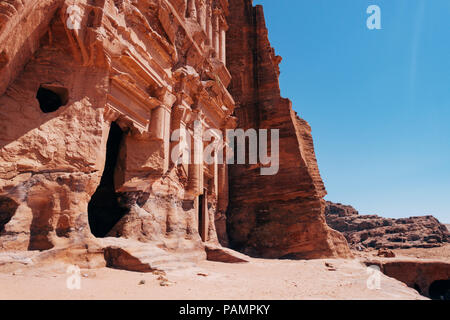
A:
88;122;127;238
0;196;19;233
198;192;208;242
36;85;69;113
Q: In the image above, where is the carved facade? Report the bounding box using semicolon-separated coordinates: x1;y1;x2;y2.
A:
0;0;350;267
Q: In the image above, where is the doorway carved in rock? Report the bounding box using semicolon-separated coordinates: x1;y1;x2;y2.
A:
88;122;127;238
198;190;208;242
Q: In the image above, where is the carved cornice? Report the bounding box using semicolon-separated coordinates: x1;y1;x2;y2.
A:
119;50;172;91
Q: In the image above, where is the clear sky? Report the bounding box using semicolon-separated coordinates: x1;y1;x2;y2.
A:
253;0;450;223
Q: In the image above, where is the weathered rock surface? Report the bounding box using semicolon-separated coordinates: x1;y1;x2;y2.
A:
0;0;351;271
326;202;449;250
102;238;204;273
225;0;351;259
204;243;249;263
377;248;396;258
0;0;236;263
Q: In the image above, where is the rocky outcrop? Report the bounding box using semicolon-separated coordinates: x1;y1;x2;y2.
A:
102;238;204;273
0;0;352;271
0;0;234;264
204;243;249;263
325;202;359;218
225;0;351;259
326;202;450;250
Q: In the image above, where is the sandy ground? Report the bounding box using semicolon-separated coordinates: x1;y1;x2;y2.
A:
0;257;425;300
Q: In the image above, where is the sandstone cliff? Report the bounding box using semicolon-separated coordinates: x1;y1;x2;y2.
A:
0;0;235;267
0;0;351;269
225;0;351;259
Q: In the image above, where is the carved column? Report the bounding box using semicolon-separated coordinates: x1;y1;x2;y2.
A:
149;106;166;141
197;0;207;31
187;111;204;197
149;105;172;172
217;162;227;212
170;102;192;171
187;0;197;19
212;142;219;199
219;20;227;64
206;0;213;45
149;90;176;173
213;9;220;58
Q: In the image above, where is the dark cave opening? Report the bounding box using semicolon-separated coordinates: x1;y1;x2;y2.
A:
88;122;127;238
0;196;19;233
198;194;206;242
429;280;450;300
36;86;68;113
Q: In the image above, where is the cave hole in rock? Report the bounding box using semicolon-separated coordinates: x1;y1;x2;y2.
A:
36;85;69;113
429;279;450;300
88;122;127;238
0;196;19;233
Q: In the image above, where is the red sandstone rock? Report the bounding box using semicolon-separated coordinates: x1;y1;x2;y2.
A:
225;0;351;259
377;248;396;258
364;258;450;299
325;202;359;217
326;201;450;250
204;243;249;263
0;0;234;262
0;0;351;270
102;238;204;273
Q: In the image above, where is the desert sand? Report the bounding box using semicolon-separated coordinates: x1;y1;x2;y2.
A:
0;257;425;300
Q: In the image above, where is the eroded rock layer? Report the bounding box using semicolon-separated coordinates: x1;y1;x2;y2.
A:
0;0;236;263
326;202;449;250
364;258;450;300
225;0;351;259
0;0;351;266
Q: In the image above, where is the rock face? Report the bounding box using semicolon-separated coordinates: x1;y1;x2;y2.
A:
0;0;351;268
326;202;449;250
0;0;236;263
225;0;351;259
365;258;450;300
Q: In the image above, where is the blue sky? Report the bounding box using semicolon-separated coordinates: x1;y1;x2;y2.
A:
253;0;450;223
